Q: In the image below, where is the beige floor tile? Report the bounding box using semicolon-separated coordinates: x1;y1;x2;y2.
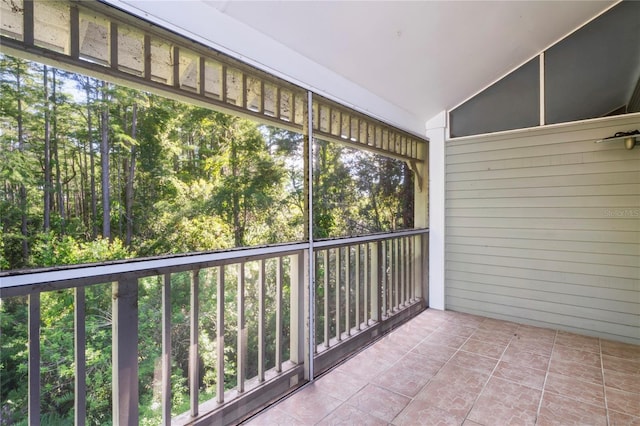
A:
313;369;368;401
448;350;498;375
424;331;469;349
514;324;556;341
603;355;640;375
448;312;486;329
373;364;433;397
608;410;640;426
461;338;508;359
379;326;429;350
435;322;477;338
470;328;515;346
245;407;305;426
346;384;410;423
392;399;465;426
501;346;550;371
536;391;607;426
413;365;489;418
275;385;342;424
466;377;541;426
552;345;601;369
544;372;605;407
336;350;393;381
509;336;554;356
604;368;640;394
548;357;604;385
555;331;600;353
492;360;546;390
478;318;520;334
366;338;412;364
316;403;387;426
601;340;640;362
411;341;458;364
606;387;640;417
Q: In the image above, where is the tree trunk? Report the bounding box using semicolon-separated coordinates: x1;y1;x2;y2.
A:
43;65;52;232
16;63;28;262
125;103;137;247
87;78;98;238
101;81;111;240
230;131;243;246
401;162;414;228
52;68;66;233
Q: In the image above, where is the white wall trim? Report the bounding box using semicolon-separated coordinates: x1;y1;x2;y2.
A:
427;111;447;310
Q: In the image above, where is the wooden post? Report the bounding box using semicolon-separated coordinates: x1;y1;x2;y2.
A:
112;279;139;425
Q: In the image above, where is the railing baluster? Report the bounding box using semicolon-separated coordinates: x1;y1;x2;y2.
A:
313;255;318;355
289;253;305;369
216;266;225;403
408;236;414;302
384;240;389;314
372;242;381;322
355;244;361;331
112;278;139;425
323;250;329;348
400;237;405;307
75;287;86;426
381;240;387;317
237;262;246;393
405;237;413;303
275;258;282;372
394;237;399;311
335;247;341;341
190;270;200;417
363;243;369;326
417;233;426;301
162;274;171;425
28;292;40;426
258;259;265;382
345;246;350;337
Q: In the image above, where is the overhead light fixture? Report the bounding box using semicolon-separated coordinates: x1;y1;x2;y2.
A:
595;130;639;150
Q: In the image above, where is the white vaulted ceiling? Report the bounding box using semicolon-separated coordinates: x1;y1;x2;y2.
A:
104;0;616;135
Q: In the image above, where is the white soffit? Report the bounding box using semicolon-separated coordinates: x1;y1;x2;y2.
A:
103;0;615;134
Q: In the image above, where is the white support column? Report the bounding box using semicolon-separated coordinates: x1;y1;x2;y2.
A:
426;112;446;310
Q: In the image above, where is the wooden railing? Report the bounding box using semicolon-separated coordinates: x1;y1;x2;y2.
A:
0;229;428;425
312;229;428;374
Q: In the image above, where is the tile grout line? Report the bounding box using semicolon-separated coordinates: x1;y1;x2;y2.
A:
534;329;558;425
389;314;480;425
388;316;461;425
326;312;442;426
456;318;518;425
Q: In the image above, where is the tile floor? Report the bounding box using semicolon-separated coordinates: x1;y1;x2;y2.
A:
245;309;640;425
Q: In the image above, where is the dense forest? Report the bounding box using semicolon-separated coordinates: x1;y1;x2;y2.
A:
0;53;414;424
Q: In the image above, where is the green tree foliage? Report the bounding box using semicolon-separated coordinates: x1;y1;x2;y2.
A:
0;54;413;424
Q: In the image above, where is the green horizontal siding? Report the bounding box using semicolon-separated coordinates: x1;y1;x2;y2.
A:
445;114;640;344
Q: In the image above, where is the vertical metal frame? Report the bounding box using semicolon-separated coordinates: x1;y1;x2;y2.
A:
305;90;315;381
